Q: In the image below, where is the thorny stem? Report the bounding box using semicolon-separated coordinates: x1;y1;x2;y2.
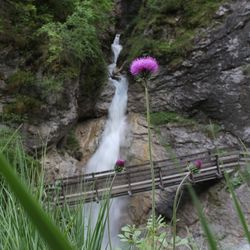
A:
143;79;156;250
172;172;190;250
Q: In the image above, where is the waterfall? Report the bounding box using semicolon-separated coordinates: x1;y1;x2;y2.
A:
85;34;128;249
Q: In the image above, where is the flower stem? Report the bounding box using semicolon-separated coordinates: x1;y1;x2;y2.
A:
144;80;156;250
172;172;190;250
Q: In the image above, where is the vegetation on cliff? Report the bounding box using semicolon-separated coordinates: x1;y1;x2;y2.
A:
125;0;225;64
0;0;114;120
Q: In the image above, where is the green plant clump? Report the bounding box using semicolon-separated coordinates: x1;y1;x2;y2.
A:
3;95;43;115
6;70;35;92
150;111;196;126
38;0;114;77
119;215;192;249
0;128;111;249
64;129;81;155
204;123;222;138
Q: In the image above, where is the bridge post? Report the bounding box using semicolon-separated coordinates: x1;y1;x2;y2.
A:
215;154;222;178
188;172;195;184
92;173;100;203
126;172;132;196
158;167;165;190
61;183;65;204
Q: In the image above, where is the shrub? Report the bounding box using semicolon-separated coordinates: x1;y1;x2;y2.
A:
3;95;43;115
38;0;114;74
150;111;196;126
6;70;35;93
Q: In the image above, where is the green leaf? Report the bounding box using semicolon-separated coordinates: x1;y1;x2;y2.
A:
187;184;218;250
0;153;74;250
225;172;250;244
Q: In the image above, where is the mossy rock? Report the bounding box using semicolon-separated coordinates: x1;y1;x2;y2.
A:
63;129;82;160
6;70;35;93
80;56;107;98
3;95;43;116
124;0;225;63
150;111;196;126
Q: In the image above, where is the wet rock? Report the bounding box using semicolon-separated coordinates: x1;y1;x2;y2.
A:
177;182;250;249
75;118;105;166
127;113;169;164
21;79;79;151
157;123;239;156
43;147;79;182
95;81;116;117
123;0;250;144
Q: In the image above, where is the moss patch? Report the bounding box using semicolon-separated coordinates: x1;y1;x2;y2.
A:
0;113;27;125
80;56;107;98
3;95;43;116
0;127;41;170
150;111;196;126
6;70;35;93
203;123;222;138
63;129;82;160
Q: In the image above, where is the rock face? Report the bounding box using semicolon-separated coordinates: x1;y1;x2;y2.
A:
21;79;79;151
157;123;239;156
177;182;250;250
0;47;79;151
123;0;250;144
43;147;79;182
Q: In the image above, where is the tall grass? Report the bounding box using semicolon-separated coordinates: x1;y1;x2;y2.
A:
0;128;111;249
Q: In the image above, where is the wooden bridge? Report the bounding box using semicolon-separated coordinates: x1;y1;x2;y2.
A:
46;148;249;206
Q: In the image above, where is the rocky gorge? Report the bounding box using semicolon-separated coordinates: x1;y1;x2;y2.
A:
0;0;250;249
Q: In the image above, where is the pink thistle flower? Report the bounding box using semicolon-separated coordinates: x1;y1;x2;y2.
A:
194;160;202;169
130;56;159;76
116;159;125;167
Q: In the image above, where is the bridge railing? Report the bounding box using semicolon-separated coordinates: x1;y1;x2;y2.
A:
45;148;248;206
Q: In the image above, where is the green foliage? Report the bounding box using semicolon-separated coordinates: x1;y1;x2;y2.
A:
243;64;250;76
241;161;250;185
204;123;222;139
187;185;218;250
6;70;35;92
225;173;250;244
0;154;75;250
0;127;40;175
40;0;76;21
0;0;113;102
39;0;114;74
150;111;196;126
5;70;64;97
64;129;81;160
65;131;79;151
0;112;27;125
3;95;43;115
0;130;111;249
38;75;64;97
230;172;243;189
118;215;191;249
81;56;107;98
0;1;52;49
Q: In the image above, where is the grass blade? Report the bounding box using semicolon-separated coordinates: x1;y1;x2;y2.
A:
0;153;75;250
224;172;250;243
187;184;218;250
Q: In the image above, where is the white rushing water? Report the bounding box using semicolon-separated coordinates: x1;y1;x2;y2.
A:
85;34;128;249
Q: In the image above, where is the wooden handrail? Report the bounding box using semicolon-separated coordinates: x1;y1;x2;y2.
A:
45;148;248;206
